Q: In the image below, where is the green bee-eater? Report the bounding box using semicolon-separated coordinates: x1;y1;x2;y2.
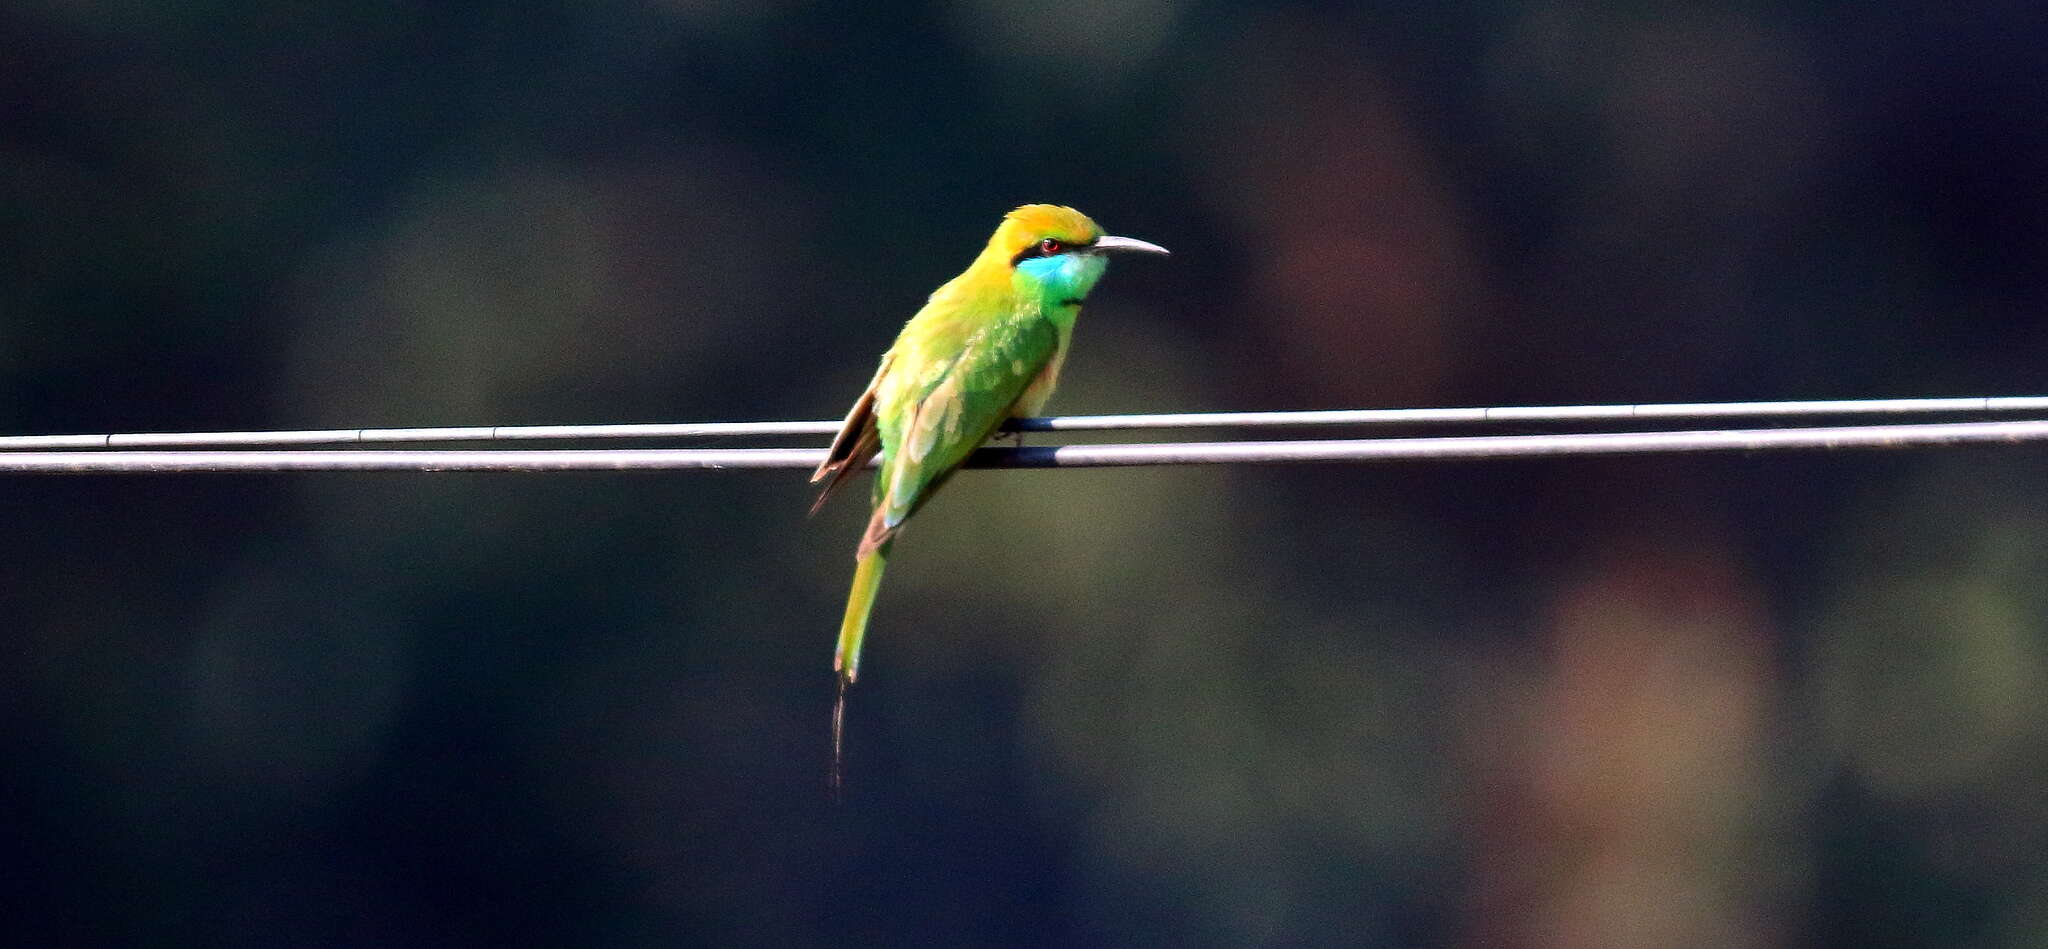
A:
811;204;1168;786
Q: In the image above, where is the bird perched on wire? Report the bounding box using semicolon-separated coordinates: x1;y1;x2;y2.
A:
810;204;1168;791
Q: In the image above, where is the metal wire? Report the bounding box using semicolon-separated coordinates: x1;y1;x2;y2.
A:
5;396;2047;450
3;418;2046;473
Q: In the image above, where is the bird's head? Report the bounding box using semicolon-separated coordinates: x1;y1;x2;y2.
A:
980;204;1169;303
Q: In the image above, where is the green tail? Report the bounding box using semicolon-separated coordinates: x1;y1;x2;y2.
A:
835;540;891;683
832;540;891;798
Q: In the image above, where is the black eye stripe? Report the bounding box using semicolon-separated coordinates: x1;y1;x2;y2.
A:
1008;237;1092;268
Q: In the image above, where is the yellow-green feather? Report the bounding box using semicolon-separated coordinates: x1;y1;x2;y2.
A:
818;205;1132;793
834;539;890;683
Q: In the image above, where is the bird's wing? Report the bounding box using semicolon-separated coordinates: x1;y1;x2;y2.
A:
858;315;1059;554
809;353;893;514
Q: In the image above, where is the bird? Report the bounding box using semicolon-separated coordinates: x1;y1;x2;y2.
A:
810;204;1168;792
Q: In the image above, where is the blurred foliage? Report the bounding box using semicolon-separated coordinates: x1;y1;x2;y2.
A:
4;0;2048;946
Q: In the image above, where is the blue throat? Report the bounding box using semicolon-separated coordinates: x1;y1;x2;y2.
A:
1015;253;1108;311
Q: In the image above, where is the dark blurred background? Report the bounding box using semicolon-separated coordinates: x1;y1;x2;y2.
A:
5;1;2048;945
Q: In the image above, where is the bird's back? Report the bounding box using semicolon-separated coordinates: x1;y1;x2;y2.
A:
870;270;1059;525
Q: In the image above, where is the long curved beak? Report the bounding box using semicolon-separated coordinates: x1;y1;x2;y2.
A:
1091;235;1170;256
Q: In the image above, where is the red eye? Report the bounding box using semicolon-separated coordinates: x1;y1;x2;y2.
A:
1038;238;1063;255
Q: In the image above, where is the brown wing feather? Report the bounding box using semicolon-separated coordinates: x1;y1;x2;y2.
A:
857;505;895;557
809;426;877;516
809;354;892;515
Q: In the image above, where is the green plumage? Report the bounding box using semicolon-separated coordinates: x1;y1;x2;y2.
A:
810;204;1167;790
